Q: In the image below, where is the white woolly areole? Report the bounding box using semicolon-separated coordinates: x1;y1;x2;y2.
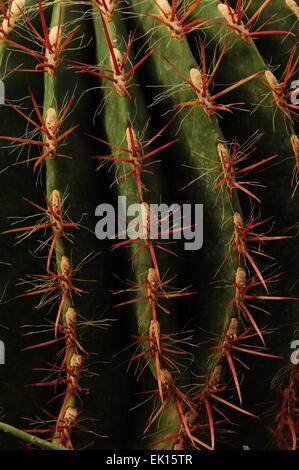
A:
1;0;26;37
45;25;61;75
286;0;299;18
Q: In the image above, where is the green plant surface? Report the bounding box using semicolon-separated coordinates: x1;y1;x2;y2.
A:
0;0;298;451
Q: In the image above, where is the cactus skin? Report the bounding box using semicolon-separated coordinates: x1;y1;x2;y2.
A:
0;0;298;451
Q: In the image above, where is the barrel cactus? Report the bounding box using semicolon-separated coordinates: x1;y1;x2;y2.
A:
0;0;298;451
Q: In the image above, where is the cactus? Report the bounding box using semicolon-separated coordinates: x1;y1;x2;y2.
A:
0;0;298;451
